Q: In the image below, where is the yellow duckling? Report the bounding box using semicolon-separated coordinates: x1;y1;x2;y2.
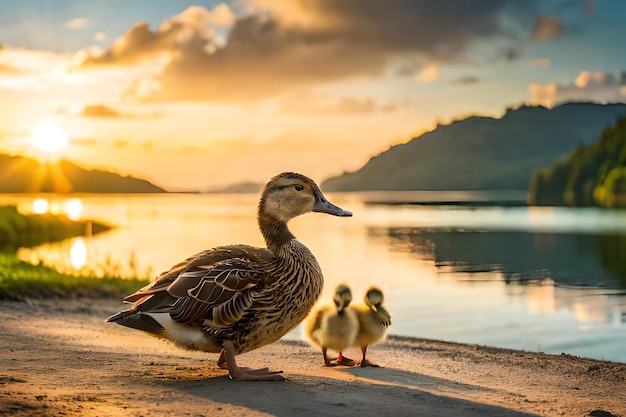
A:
350;286;392;367
106;172;352;381
304;284;359;366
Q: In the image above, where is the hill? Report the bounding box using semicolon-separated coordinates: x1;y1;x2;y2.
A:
0;154;165;193
206;181;262;194
528;113;626;207
322;102;626;192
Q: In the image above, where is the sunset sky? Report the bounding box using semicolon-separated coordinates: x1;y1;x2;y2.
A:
1;0;626;191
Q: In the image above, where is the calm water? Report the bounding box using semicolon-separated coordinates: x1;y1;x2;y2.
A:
3;192;626;363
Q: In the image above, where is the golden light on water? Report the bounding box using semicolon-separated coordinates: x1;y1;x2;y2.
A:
31;197;83;220
70;237;87;269
64;198;83;220
32;198;49;214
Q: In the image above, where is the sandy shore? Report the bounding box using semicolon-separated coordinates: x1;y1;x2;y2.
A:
0;298;624;417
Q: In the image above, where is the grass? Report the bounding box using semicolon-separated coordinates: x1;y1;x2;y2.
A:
0;205;149;301
0;205;110;249
0;253;150;301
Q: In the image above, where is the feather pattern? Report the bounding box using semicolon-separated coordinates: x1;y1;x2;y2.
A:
107;172;352;367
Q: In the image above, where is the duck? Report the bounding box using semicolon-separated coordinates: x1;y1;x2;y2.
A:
106;172;352;381
303;283;359;366
350;286;392;367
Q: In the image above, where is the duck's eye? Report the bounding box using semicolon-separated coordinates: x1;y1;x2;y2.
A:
294;184;304;191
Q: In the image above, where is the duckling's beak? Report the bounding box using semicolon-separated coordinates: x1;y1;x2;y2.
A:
313;190;352;217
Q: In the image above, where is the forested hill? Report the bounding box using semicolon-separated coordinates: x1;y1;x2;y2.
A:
528;113;626;207
0;154;165;193
321;102;626;192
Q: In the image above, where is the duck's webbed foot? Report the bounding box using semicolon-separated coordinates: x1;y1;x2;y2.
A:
337;352;356;366
322;347;337;367
221;342;285;381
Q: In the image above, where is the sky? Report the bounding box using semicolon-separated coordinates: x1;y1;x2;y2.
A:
1;0;626;191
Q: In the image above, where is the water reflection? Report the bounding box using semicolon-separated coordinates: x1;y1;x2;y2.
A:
70;237;87;269
32;198;49;214
64;198;83;221
381;228;626;288
29;196;84;220
377;226;626;334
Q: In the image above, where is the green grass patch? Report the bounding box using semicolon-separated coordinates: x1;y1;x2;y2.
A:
0;205;110;249
0;253;149;301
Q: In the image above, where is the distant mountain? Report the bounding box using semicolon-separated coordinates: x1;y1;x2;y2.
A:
206;181;263;194
528;113;626;207
322;102;626;192
0;154;165;193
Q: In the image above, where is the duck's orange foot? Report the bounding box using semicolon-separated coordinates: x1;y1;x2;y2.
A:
337;352;356;366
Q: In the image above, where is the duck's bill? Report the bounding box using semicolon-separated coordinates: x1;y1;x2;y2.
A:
313;196;353;217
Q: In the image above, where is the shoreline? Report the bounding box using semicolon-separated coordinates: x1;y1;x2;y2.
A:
1;297;624;417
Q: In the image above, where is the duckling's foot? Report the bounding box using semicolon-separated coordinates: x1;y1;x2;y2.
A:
359;359;381;368
337;352;356;366
222;342;285;381
322;348;340;366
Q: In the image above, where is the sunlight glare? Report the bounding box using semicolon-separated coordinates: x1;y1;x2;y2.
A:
32;198;49;214
29;123;69;153
70;237;87;269
64;198;83;221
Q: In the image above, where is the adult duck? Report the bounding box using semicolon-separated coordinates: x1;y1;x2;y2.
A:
350;286;392;367
304;283;359;366
106;172;352;381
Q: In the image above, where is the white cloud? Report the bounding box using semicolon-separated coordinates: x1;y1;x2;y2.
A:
530;71;626;107
94;32;107;42
63;18;89;30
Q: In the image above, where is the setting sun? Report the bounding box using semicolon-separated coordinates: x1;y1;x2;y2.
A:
29;123;69;154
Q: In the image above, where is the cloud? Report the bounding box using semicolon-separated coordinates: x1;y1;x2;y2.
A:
74;0;542;102
529;57;550;67
0;63;19;74
204;3;236;27
529;71;626;107
532;15;561;42
74;5;232;68
453;76;480;85
94;32;107;42
80;104;122;118
280;92;399;114
63;18;89;30
75;104;160;118
416;64;440;84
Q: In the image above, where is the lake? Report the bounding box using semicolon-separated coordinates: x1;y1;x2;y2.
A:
3;192;626;363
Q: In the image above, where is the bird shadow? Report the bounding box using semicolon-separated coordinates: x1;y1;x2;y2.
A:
159;364;542;417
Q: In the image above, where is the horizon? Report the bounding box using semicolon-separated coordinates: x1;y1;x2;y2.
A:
1;1;626;190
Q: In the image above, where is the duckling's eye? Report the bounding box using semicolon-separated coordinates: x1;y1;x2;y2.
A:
294;184;304;191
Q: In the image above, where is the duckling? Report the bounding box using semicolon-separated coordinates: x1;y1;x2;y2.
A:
106;172;352;381
350;286;392;367
304;284;359;366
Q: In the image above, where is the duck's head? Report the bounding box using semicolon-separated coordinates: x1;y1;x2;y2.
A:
364;286;384;308
258;172;352;223
365;286;391;325
333;284;353;313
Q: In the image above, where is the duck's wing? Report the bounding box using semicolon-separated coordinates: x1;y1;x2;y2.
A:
121;245;274;327
375;306;392;327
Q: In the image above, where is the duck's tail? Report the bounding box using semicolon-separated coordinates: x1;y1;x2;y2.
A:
106;309;165;336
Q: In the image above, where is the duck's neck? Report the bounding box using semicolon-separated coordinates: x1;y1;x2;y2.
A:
259;213;296;254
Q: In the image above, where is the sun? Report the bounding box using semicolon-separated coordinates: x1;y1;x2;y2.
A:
29;123;69;154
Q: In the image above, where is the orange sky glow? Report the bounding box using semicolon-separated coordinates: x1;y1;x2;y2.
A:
1;0;625;190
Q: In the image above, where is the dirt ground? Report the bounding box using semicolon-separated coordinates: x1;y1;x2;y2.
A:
0;298;624;417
